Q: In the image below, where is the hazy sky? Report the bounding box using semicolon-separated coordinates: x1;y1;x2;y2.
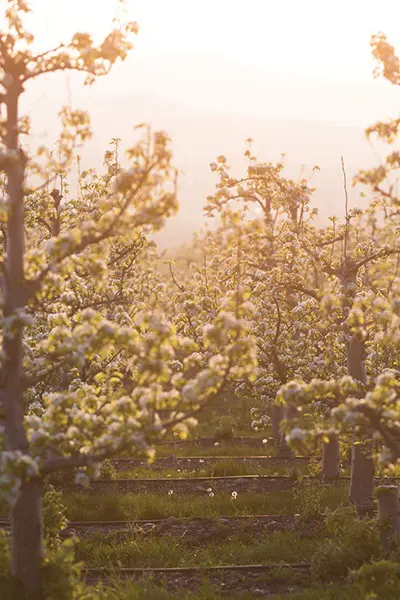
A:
3;0;400;243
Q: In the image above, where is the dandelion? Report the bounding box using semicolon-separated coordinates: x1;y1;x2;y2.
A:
168;490;173;496
231;491;238;499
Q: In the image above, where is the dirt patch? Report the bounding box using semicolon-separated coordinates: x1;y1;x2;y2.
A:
64;514;323;542
85;564;312;596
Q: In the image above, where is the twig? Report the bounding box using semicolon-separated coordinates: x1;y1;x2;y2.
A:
341;156;350;259
168;261;185;293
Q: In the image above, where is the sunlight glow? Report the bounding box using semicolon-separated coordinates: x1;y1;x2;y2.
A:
16;0;400;83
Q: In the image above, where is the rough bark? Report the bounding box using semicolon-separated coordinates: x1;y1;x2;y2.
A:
271;404;283;442
2;82;45;593
347;334;374;508
349;441;374;510
340;262;374;509
3;84;27;451
322;434;340;479
11;480;44;596
377;485;400;549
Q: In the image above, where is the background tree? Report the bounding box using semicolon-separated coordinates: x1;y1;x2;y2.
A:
276;32;400;497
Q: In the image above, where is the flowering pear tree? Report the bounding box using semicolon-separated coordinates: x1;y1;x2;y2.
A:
278;202;400;501
0;2;258;595
160;217;261;428
321;31;400;469
277;32;400;488
0;3;140;592
203;138;400;493
204;148;341;451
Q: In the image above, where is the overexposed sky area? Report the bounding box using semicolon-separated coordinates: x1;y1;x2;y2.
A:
23;0;400;83
2;0;400;243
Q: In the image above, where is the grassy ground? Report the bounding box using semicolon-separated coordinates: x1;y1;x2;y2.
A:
179;419;272;440
62;482;348;521
155;441;277;457
114;460;311;480
270;586;365;600
76;529;317;568
0;428;365;600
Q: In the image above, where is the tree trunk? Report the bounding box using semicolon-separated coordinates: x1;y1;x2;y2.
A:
240;395;249;429
2;82;44;593
347;334;374;509
271;404;283;442
377;485;400;550
341;263;374;510
3;84;27;450
11;480;44;597
279;404;297;457
322;434;340;479
349;441;374;510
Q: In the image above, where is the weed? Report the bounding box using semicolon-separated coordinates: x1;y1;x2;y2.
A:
354;560;400;600
75;530;317;568
311;506;380;582
43;486;68;548
100;460;117;481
